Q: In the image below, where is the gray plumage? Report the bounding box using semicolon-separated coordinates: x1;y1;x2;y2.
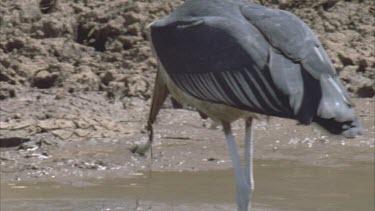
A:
147;0;363;210
149;0;361;136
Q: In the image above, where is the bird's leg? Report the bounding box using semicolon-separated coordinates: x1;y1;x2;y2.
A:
244;118;254;201
223;122;250;211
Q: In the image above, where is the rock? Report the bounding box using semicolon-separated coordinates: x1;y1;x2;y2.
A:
17;0;42;22
32;70;59;89
39;0;58;14
123;12;144;25
100;69;116;85
122;96;147;110
278;0;289;9
0;86;17;99
357;85;375;98
5;37;25;52
41;18;66;38
106;81;126;100
126;24;141;36
65;66;100;91
340;65;375;97
119;35;136;50
18;140;40;151
338;50;359;66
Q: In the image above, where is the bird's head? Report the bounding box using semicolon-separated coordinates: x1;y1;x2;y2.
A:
315;116;363;138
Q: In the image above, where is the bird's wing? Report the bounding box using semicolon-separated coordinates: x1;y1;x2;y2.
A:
240;3;357;122
150;16;295;118
240;4;335;77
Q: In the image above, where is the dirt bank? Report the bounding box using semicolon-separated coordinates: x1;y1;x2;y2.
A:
0;0;374;102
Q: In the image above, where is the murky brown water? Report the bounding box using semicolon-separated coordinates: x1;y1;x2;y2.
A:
1;160;374;211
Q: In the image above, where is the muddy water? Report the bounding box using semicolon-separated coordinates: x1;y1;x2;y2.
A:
1;160;374;211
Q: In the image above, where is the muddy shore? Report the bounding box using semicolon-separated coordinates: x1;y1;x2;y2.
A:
0;89;373;182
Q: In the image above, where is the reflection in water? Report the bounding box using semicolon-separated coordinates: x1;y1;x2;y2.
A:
1;160;374;211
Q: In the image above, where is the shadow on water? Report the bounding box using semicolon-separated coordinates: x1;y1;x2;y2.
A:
1;160;374;211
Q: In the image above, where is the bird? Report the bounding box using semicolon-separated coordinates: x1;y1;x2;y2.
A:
145;0;363;210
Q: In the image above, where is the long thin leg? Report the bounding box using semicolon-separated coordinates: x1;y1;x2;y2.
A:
244;118;254;200
223;122;250;211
